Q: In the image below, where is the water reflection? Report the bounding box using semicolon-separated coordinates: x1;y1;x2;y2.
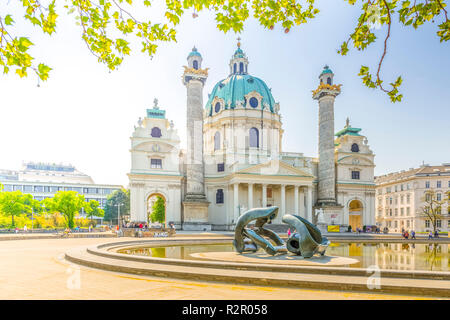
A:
118;243;450;271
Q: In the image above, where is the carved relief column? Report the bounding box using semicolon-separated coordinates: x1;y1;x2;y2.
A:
181;48;211;230
312;66;341;206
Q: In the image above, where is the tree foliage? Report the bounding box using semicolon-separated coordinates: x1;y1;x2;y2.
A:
84;199;104;226
150;196;165;223
418;189;448;232
0;190;33;227
1;1;448;101
43;190;86;229
104;188;130;224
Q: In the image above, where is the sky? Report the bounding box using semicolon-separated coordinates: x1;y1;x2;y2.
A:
0;1;449;187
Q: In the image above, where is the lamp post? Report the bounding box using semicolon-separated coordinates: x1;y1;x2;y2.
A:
115;203;124;231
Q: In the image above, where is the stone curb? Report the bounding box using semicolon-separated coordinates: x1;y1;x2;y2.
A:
90;239;450;280
65;246;450;298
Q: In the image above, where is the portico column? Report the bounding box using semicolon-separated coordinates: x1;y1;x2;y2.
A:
281;184;286;217
233;183;239;223
248;183;254;210
294;185;299;215
306;186;313;221
262;184;267;208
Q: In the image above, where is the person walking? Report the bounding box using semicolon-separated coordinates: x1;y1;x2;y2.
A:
434;230;439;238
428;231;433;240
411;230;416;239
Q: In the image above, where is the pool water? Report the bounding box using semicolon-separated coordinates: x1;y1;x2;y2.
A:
117;242;450;271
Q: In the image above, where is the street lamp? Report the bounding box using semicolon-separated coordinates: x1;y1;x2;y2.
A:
115;203;124;231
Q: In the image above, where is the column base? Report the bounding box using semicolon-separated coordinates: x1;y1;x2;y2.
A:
313;204;344;226
182;197;210;231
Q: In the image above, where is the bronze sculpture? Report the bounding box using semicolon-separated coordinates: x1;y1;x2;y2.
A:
232;206;287;255
282;214;330;258
233;207;329;258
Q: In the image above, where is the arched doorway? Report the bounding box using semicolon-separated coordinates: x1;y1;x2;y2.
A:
147;193;166;226
348;199;363;230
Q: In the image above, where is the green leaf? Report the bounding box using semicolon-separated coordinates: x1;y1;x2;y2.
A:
5;14;14;26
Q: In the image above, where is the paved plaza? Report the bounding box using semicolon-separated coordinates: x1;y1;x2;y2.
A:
0;237;443;300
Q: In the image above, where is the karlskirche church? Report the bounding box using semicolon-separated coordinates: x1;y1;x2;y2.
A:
128;42;376;231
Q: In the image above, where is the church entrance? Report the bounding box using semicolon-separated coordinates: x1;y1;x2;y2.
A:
348;199;363;230
147;194;166;226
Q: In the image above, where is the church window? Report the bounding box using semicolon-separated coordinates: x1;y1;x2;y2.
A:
233;63;236;74
151;127;162;138
193;60;198;70
249;97;258;108
351;171;360;180
214;131;221;151
351;143;359;152
249;127;259;148
437;180;441;188
215;102;221;113
239;62;244;73
217;163;224;172
437;193;442;201
151;159;162;169
216;189;224;204
425;181;430;188
327;77;332;85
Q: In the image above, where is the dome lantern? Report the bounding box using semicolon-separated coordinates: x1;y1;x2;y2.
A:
187;46;203;70
319;65;334;85
229;37;249;75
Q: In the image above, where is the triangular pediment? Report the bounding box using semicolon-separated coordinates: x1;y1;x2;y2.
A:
236;160;314;178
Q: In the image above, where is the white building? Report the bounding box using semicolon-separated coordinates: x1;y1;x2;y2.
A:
129;43;376;231
0;162;122;223
375;164;450;232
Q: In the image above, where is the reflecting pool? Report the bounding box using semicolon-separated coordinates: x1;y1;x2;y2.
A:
117;242;450;271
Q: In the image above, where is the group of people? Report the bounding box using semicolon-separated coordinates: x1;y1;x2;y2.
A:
427;230;441;239
401;229;416;239
349;225;381;234
121;221;175;230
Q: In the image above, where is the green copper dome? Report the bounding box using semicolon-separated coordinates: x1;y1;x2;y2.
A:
233;47;245;58
320;65;333;76
205;74;276;116
188;47;201;59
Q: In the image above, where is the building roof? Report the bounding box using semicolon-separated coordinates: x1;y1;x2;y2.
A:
335;125;362;137
205;74;276;115
375;164;450;184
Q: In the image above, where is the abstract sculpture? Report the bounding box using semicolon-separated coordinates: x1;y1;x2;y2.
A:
233;206;287;255
282;214;330;258
233;207;330;258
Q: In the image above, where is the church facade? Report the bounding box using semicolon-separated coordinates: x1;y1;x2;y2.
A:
128;43;376;231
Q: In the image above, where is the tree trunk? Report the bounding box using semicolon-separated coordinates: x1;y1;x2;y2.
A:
11;215;15;227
